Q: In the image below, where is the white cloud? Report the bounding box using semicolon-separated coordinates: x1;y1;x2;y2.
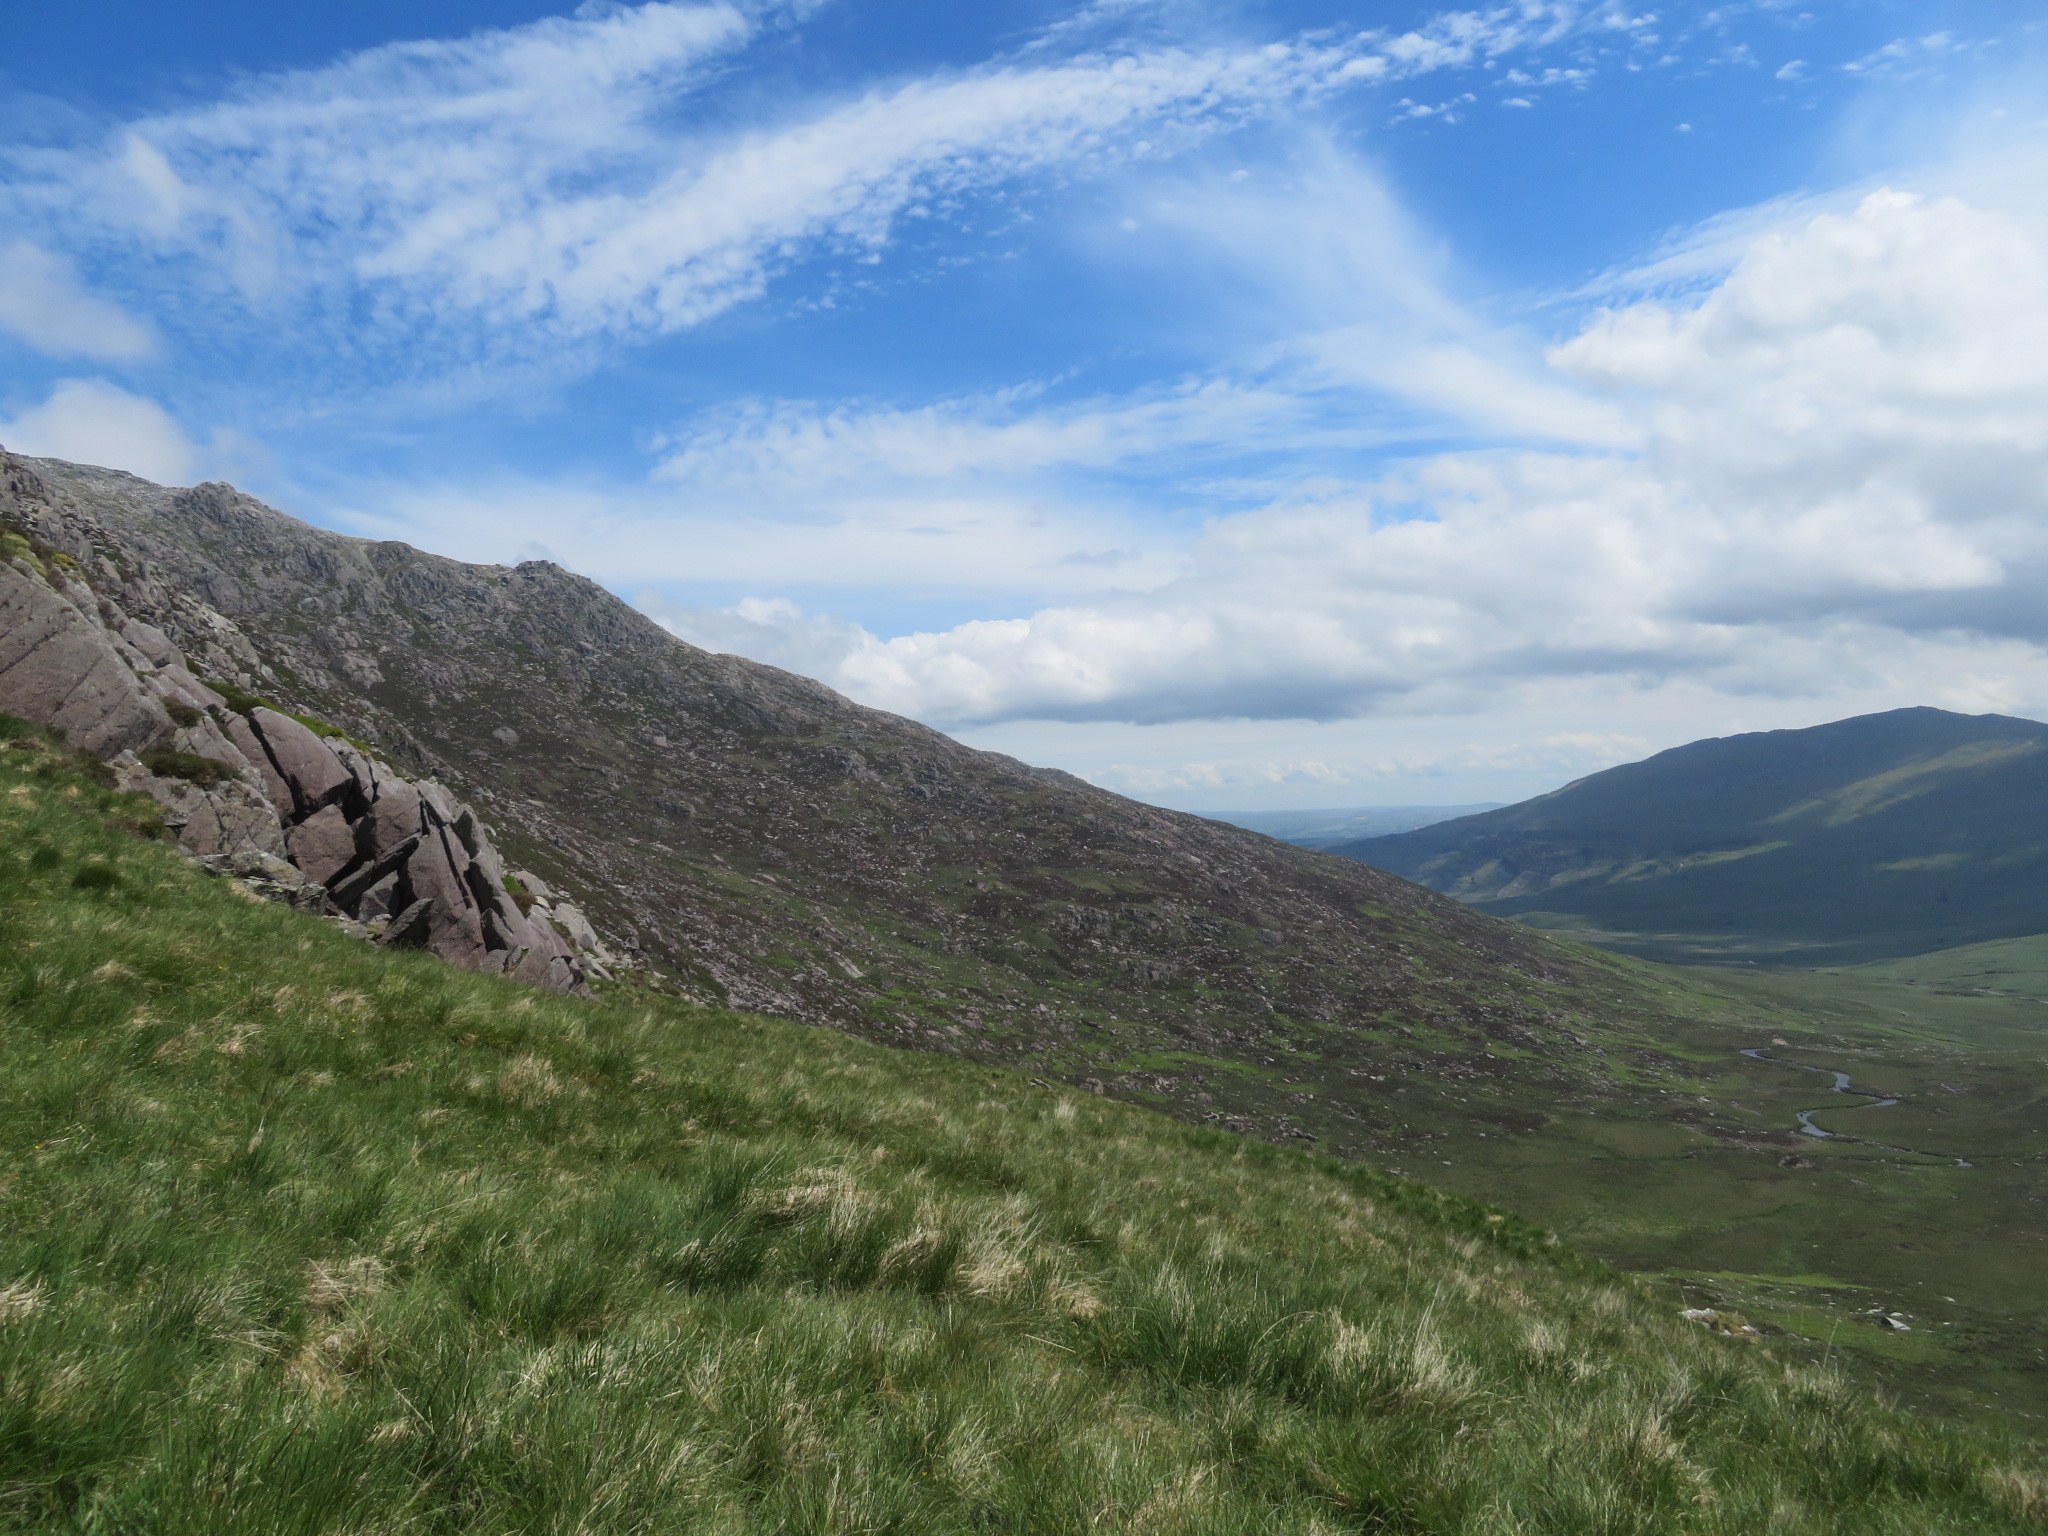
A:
653;378;1319;486
5;1;1646;393
0;241;156;361
1113;147;1634;445
680;188;2048;730
647;596;883;680
345;469;1181;599
0;378;202;485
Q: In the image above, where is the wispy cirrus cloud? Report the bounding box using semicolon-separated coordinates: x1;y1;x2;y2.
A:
3;0;1653;403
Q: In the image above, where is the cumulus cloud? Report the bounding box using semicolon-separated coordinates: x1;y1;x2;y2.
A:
0;242;156;361
0;378;203;485
678;189;2048;727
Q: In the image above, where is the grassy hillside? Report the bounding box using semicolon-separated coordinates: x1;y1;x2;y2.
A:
1;730;2043;1531
1853;933;2048;999
1333;708;2048;965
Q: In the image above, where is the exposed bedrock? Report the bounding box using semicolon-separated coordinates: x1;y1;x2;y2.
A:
0;460;603;992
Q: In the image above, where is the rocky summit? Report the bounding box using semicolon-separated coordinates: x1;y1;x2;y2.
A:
0;448;1688;1151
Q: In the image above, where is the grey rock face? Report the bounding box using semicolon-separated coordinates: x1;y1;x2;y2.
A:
247;707;354;819
0;561;171;757
0;451;607;993
285;804;358;886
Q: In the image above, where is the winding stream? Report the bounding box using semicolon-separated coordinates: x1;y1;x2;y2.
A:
1738;1049;1973;1167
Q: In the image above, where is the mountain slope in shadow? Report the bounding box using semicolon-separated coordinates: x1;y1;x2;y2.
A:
1333;708;2048;965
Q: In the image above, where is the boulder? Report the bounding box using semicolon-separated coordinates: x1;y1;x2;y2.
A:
380;898;436;949
354;872;402;923
0;562;170;756
332;741;388;804
507;867;557;902
359;777;424;859
509;914;581;988
111;753;289;860
285;804;359;887
232;849;303;884
222;712;294;812
150;662;227;712
417;780;462;824
248;707;352;820
551;901;606;957
172;714;255;776
174;787;290;860
119;618;183;670
328;834;418;911
405;824;490;967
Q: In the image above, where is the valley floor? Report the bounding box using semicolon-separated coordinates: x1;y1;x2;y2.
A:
1373;958;2048;1433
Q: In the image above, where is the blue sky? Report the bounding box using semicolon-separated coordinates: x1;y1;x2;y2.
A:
5;0;2047;809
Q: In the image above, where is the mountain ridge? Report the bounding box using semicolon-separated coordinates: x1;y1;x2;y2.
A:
4;448;1672;1159
1333;707;2048;965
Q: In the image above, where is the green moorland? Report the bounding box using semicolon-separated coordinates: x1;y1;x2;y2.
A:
1854;933;2048;999
0;735;2044;1530
1378;950;2048;1434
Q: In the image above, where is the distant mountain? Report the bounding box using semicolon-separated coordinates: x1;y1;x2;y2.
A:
1206;804;1502;849
1332;708;2048;965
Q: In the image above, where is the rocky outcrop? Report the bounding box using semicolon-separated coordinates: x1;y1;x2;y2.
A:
0;457;602;992
0;544;170;756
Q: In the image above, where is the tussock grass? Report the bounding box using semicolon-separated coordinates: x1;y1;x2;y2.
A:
0;733;2039;1533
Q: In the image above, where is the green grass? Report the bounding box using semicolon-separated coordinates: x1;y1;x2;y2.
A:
1853;933;2048;1000
1395;953;2048;1431
0;739;2044;1530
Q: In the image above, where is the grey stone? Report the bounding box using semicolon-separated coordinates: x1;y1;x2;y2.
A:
332;741;387;803
328;837;417;912
173;790;291;860
507;867;556;902
150;662;227;712
417;780;461;823
223;712;294;813
249;707;352;819
119;618;183;670
171;714;254;775
379;898;436;949
111;752;288;860
406;824;490;966
359;777;424;859
550;900;605;956
0;562;170;756
511;911;582;986
285;804;359;887
354;872;401;923
231;849;303;884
